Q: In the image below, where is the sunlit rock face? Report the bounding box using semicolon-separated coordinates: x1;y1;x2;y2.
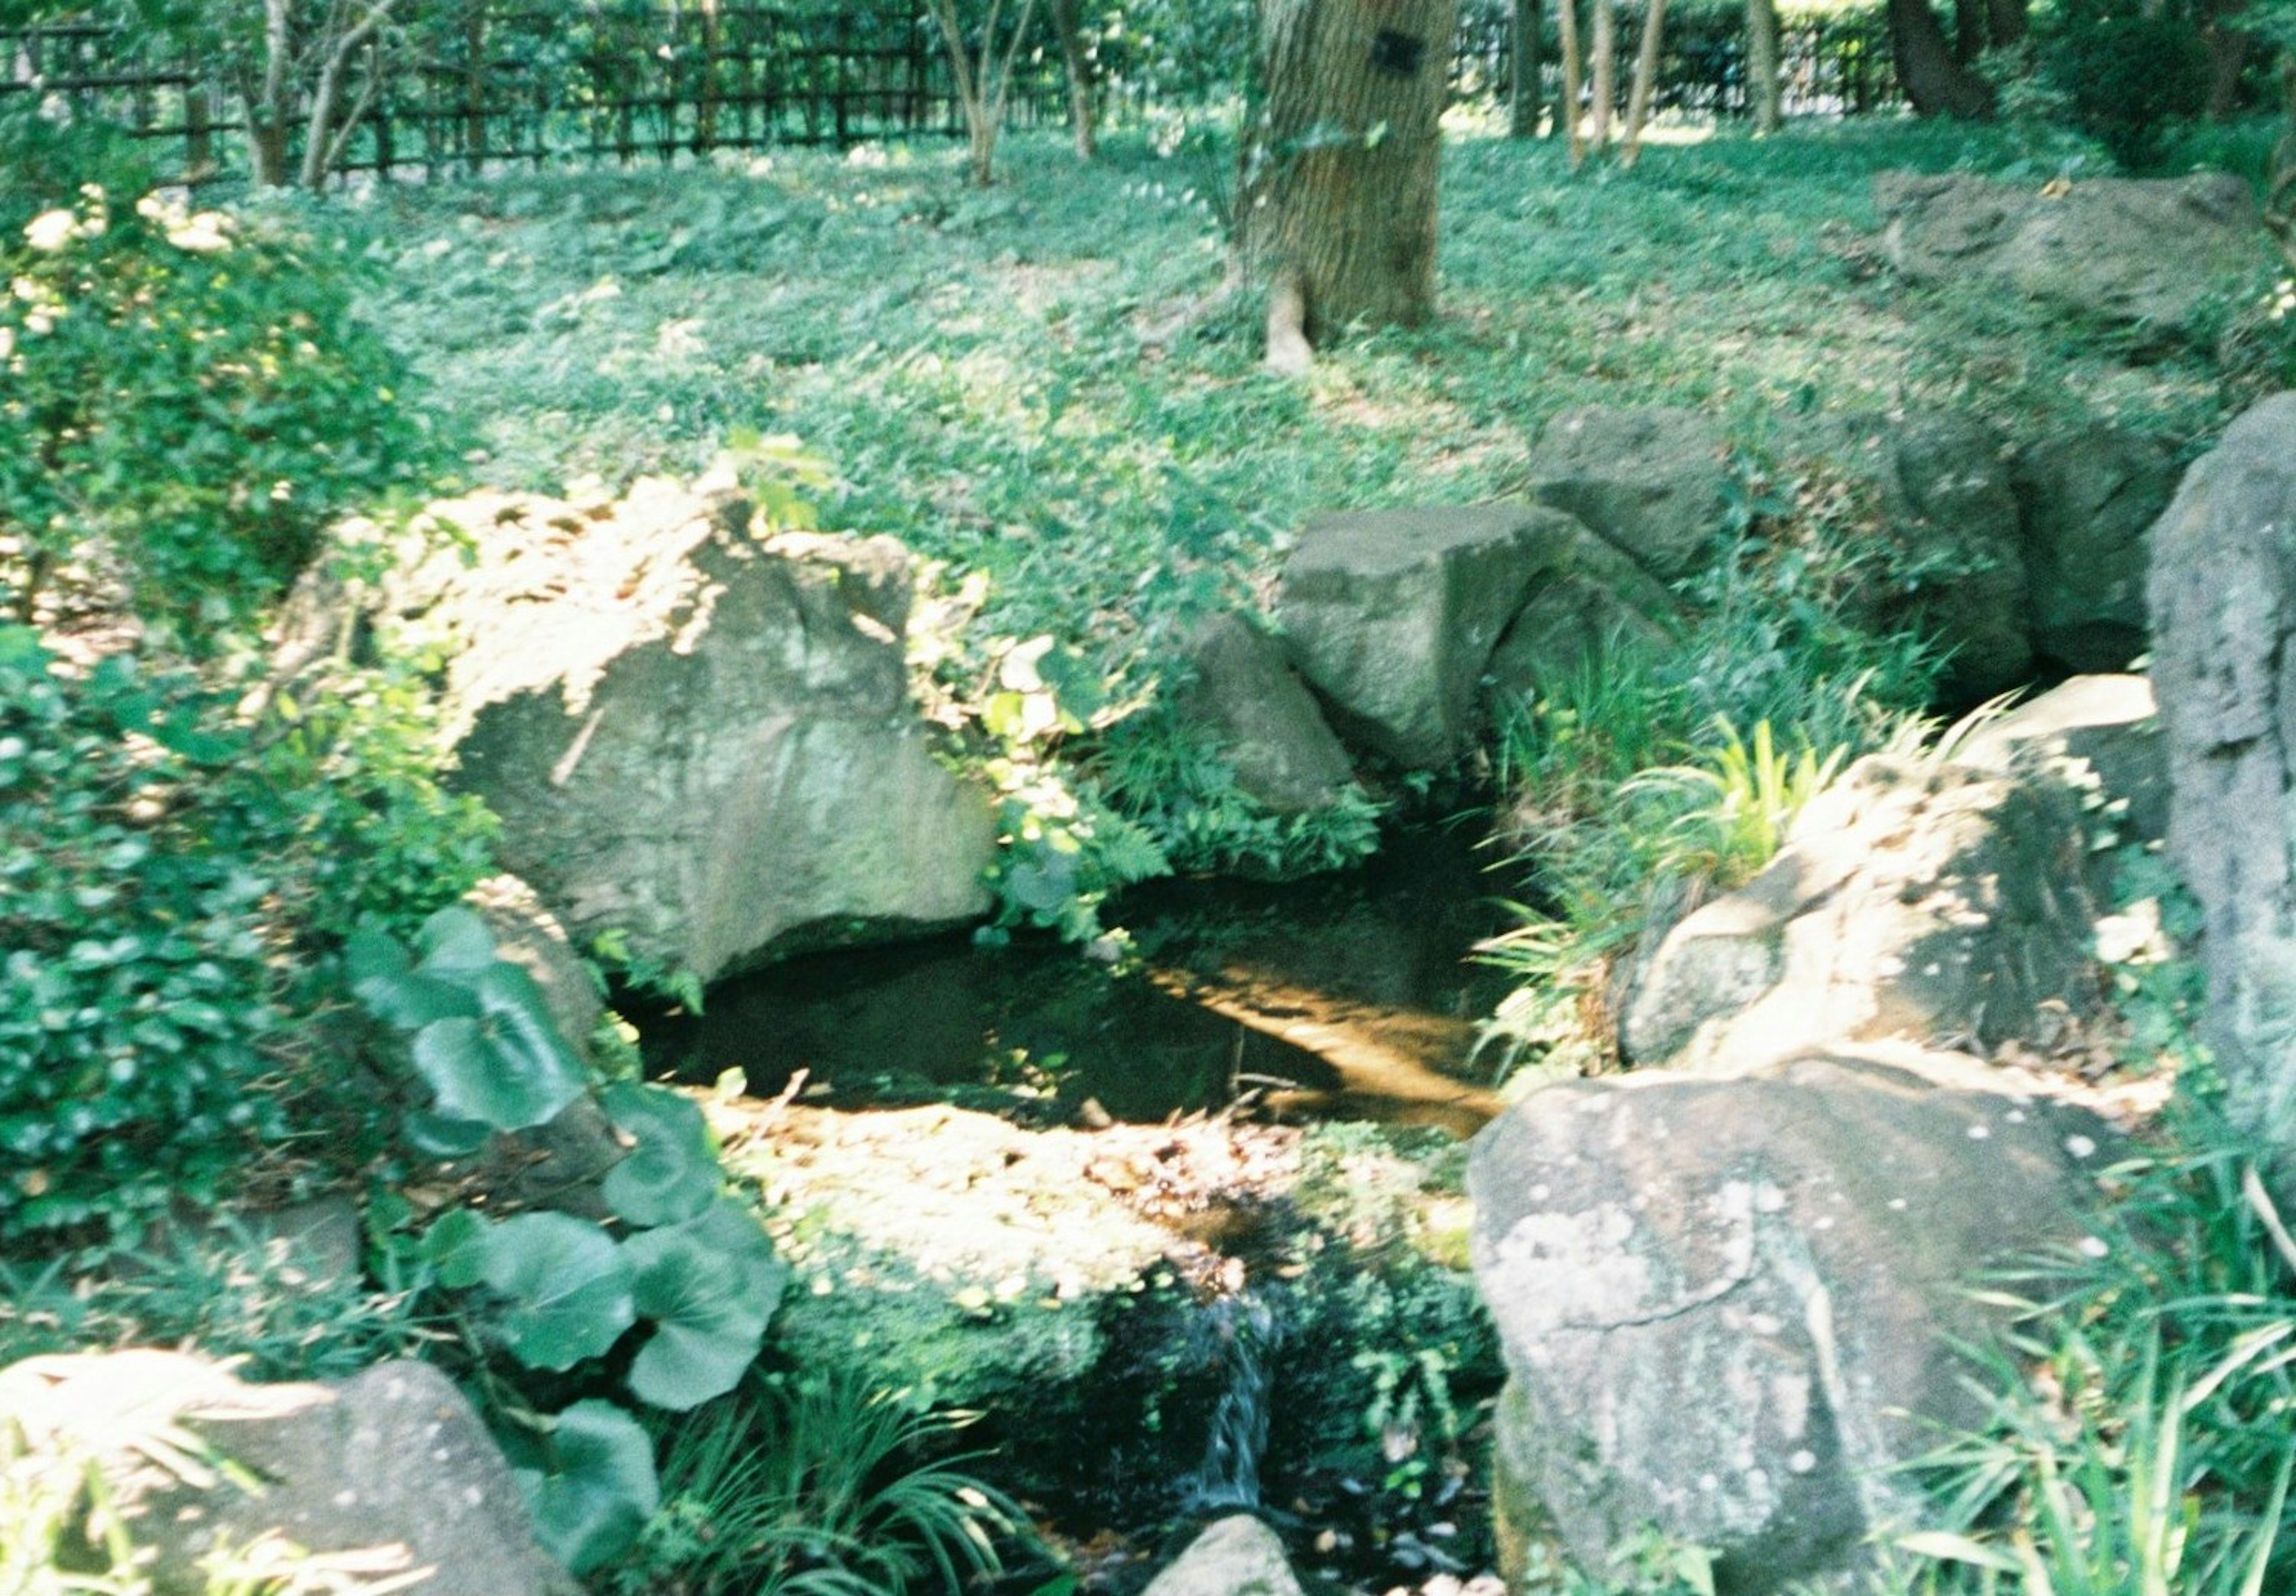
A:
1619;752;2100;1075
358;481;995;982
1274;503;1578;770
1874;169;2261;338
2148;392;2296;1171
0;1350;575;1596
1523;405;1729;585
1468;1052;2115;1596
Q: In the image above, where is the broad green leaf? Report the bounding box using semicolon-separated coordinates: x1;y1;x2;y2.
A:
478;1212;634;1371
514;1399;659;1576
401;1108;493;1160
621;1219;770;1410
599;1082;719;1228
415;906;499;972
407;962;584;1132
691;1197;790;1314
423;1207;490;1290
343;927;411;989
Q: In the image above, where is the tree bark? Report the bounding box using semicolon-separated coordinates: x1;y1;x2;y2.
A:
1618;0;1665;167
1238;0;1462;356
1509;0;1543;136
1587;0;1615;148
1887;0;1994;117
1744;0;1781;132
924;0;1041;186
1556;0;1585;162
1049;0;1097;157
2205;23;2252;120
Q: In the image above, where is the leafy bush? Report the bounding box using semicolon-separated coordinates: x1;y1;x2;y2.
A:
2039;5;2211;170
1089;701;1385;881
0;626;494;1251
1;630;302;1244
0;111;435;648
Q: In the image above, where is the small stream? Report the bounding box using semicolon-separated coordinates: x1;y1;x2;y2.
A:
643;825;1516;1137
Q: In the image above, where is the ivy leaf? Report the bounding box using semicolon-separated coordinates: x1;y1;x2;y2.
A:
600;1082;719;1228
514;1399;660;1576
478;1212;634;1371
621;1219;770;1410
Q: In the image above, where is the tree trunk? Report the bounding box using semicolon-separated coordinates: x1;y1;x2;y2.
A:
1985;0;2027;48
1556;0;1585;162
924;0;1041;187
1886;0;1994;117
1049;0;1097;157
2205;23;2252;120
1951;0;1981;63
1509;0;1543;136
1618;0;1666;167
1744;0;1781;132
1587;0;1615;148
1239;0;1462;357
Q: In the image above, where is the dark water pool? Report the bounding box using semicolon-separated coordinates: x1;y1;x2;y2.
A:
642;825;1515;1136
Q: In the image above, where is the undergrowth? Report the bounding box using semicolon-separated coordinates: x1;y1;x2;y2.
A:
357;118;2253;909
1472;462;1943;1082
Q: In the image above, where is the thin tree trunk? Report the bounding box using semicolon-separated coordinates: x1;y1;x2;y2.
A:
1886;0;1994;117
1587;0;1615;149
1744;0;1781;132
2205;23;2252;119
1556;0;1585;163
298;0;402;188
1049;0;1096;158
245;0;294;186
1950;0;1982;62
1985;0;2027;47
1618;0;1666;168
463;1;487;174
1509;0;1543;136
924;0;1041;185
1238;0;1461;358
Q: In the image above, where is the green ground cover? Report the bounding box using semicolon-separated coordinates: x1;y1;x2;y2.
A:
363;119;2263;683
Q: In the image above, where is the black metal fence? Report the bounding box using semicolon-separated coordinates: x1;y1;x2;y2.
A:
0;3;1901;188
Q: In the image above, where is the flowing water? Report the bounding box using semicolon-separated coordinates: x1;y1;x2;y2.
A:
1178;1289;1281;1513
642;826;1514;1134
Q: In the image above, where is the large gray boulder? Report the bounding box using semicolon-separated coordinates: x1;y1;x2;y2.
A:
1620;751;2101;1073
383;483;995;982
1821;412;2032;700
1957;673;2169;857
1483;522;1682;713
2014;428;2176;675
2148;392;2296;1158
1874;170;2261;335
1470;1052;2115;1596
0;1350;575;1596
1523;407;1731;583
1141;1515;1306;1596
1173;614;1359;817
1274;505;1577;768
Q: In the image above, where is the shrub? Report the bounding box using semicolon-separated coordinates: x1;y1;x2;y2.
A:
0;110;435;650
2041;6;2210;170
0;626;495;1250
